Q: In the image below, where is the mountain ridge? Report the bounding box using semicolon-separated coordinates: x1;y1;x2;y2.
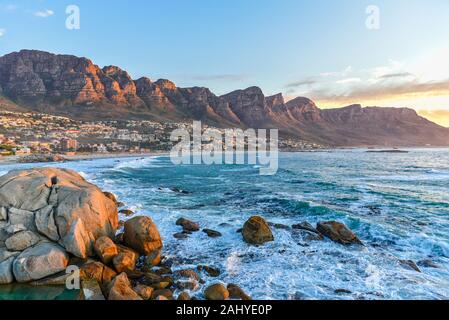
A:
1;49;448;147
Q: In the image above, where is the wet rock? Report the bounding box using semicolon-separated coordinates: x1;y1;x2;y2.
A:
112;245;139;273
173;232;189;240
134;284;154;300
316;221;363;245
335;289;352;294
227;284;251;300
5;231;40;251
171;187;190;194
176;280;199;291
176;218;200;232
13;242;69;283
177;292;191;300
204;283;229;300
399;260;421;272
144;249;162;267
417;259;439;269
154;295;168;300
123;216;163;256
115;232;124;244
141;271;163;285
81;279;106;300
0;256;15;284
292;221;320;234
197;265;220;277
119;209;134;217
203;229;222;238
242;216;274;245
107;273;142;300
176;269;201;282
94;236;118;264
151;288;173;300
150;281;170;290
268;222;291;230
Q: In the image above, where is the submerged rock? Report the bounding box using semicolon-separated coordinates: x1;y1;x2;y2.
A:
316;221;363;245
203;229;222;238
119;209;134;217
242;216;274;245
399;260;421;273
197;265;220;277
134;284;154;300
417;259;439;269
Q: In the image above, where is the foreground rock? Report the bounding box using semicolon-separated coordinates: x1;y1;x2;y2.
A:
242;216;274;245
94;236;118;264
13;242;69;283
316;221;363;245
107;273;142;300
124;216;163;258
0;256;15;284
5;231;40;251
0;168;118;258
227;284;252;300
204;283;229;300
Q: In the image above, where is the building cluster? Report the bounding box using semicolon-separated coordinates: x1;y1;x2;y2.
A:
0;110;324;157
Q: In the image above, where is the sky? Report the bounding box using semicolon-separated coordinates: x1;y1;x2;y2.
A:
1;0;449;126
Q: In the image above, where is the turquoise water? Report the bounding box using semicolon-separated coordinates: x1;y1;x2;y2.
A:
1;149;448;300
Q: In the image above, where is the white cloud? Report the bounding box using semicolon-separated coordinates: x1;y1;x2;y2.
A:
0;29;6;37
336;78;361;85
34;9;54;18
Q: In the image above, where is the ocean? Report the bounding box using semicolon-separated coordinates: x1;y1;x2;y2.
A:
1;149;448;300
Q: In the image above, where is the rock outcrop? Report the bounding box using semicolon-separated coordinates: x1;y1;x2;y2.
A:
0;168;118;258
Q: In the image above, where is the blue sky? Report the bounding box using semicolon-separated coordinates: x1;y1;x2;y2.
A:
1;0;449;124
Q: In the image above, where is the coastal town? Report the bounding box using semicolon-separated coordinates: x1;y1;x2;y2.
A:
0;110;324;161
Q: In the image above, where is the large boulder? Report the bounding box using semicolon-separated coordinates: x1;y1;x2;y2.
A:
316;221;363;245
123;216;162;256
0;168;119;258
242;216;274;245
204;283;229;300
12;242;69;283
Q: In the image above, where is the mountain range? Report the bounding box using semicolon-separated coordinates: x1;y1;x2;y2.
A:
1;50;448;147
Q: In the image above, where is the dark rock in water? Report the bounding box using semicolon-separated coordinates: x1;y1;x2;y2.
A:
268;222;291;230
173;232;189;240
227;283;251;300
236;228;243;233
197;265;220;277
176;217;200;232
218;222;232;228
335;289;352;294
316;221;363;245
119;209;134;217
363;205;382;215
171;187;190;194
292;221;320;234
399;260;421;272
242;216;274;245
175;269;202;282
203;229;222;238
417;259;439;269
117;202;125;208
